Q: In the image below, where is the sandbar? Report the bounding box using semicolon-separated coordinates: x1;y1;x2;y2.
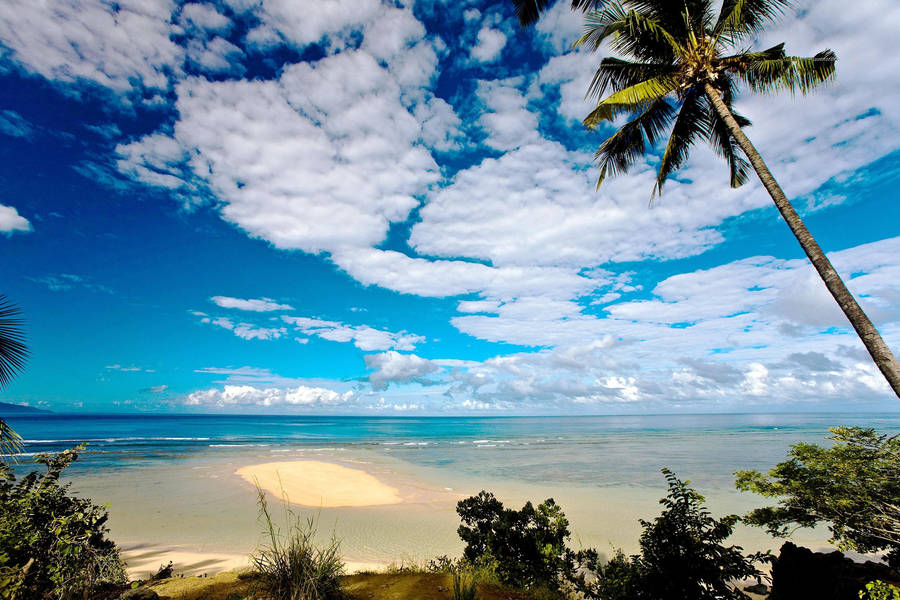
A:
235;460;404;508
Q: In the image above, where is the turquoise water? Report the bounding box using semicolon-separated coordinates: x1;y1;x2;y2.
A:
8;412;899;488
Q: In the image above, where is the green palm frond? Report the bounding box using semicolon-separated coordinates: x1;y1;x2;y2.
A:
577;5;683;62
511;0;608;27
585;58;678;100
713;0;791;43
654;91;712;195
584;76;678;128
0;296;28;389
0;418;24;460
709;105;752;188
741;49;837;94
594;98;677;187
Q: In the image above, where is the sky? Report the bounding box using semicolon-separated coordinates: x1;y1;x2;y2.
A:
0;0;899;415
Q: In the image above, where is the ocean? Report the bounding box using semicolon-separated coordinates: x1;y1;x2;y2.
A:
4;412;898;568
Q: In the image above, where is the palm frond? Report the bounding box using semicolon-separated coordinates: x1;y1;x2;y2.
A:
0;296;29;389
585;58;678;100
0;418;24;460
654;91;712;195
740;49;837;94
709;104;751;188
584;75;678;127
577;5;683;63
628;0;716;38
593;98;677;187
713;0;791;43
511;0;608;27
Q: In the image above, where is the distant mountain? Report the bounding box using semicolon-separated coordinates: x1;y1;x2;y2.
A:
0;401;51;415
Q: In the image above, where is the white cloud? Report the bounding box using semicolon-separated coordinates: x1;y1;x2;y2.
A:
470;26;506;62
0;205;31;234
0;110;36;139
198;315;287;341
282;316;424;351
364;351;440;390
185;384;355;408
210;296;294;312
0;0;182;99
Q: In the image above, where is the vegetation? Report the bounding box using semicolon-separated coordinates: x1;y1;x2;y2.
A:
860;580;900;600
251;486;347;600
0;296;28;461
452;569;479;600
456;491;574;592
0;445;126;599
508;0;900;396
572;469;766;600
736;426;900;567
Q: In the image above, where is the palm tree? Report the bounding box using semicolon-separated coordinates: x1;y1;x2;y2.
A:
511;0;900;398
0;295;29;458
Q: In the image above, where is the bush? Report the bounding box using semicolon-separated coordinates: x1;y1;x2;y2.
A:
735;426;900;567
0;445;126;599
861;580;900;600
456;491;574;591
251;487;346;600
572;469;766;600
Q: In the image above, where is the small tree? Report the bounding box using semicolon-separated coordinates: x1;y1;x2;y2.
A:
0;445;126;599
573;469;765;600
456;491;574;591
735;426;900;567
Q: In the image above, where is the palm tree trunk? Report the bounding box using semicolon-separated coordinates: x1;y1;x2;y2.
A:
704;82;900;399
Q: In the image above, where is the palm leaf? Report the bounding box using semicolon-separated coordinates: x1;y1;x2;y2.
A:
741;49;837;94
577;6;683;63
0;296;28;389
709;104;751;188
511;0;608;26
654;90;712;195
593;98;677;187
0;418;23;460
713;0;791;43
584;75;678;128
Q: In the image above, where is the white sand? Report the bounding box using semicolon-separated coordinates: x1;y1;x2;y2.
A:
236;460;404;507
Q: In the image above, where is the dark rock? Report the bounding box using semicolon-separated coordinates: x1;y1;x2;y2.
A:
118;587;160;600
769;542;898;600
744;582;769;595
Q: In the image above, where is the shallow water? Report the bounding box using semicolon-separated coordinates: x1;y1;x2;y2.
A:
6;413;897;565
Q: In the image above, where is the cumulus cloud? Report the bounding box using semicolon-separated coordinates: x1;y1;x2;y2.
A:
0;205;31;234
365;351;440;390
185;384;355;408
210;296;293;312
283;316;424;351
470;26;507;62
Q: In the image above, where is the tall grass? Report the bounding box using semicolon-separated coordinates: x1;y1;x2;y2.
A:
452;569;478;600
251;486;346;600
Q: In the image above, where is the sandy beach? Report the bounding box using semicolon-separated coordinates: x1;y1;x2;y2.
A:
235;460;405;507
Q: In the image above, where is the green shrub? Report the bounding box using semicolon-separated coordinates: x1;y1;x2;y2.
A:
456;491;574;591
735;426;900;567
0;445;126;599
251;487;346;600
861;580;900;600
572;469;766;600
452;569;478;600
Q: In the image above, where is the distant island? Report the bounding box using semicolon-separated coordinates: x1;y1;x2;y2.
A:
0;401;52;415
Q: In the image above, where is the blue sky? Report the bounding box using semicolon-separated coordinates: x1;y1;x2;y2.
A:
1;0;899;414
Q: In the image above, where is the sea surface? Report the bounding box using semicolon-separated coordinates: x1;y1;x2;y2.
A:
4;412;898;566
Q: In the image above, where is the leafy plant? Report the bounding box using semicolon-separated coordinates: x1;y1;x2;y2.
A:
0;295;29;462
860;580;900;600
0;445;126;599
735;426;900;567
452;569;479;600
573;469;766;600
456;491;574;591
251;486;346;600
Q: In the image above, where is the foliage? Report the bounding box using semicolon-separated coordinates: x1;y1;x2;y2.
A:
556;0;836;195
572;469;766;600
452;569;479;600
735;426;900;567
0;295;29;462
251;486;346;600
456;491;574;591
861;580;900;600
0;445;126;599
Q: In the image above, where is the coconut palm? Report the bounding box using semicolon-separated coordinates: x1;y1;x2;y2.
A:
0;295;28;458
511;0;900;397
